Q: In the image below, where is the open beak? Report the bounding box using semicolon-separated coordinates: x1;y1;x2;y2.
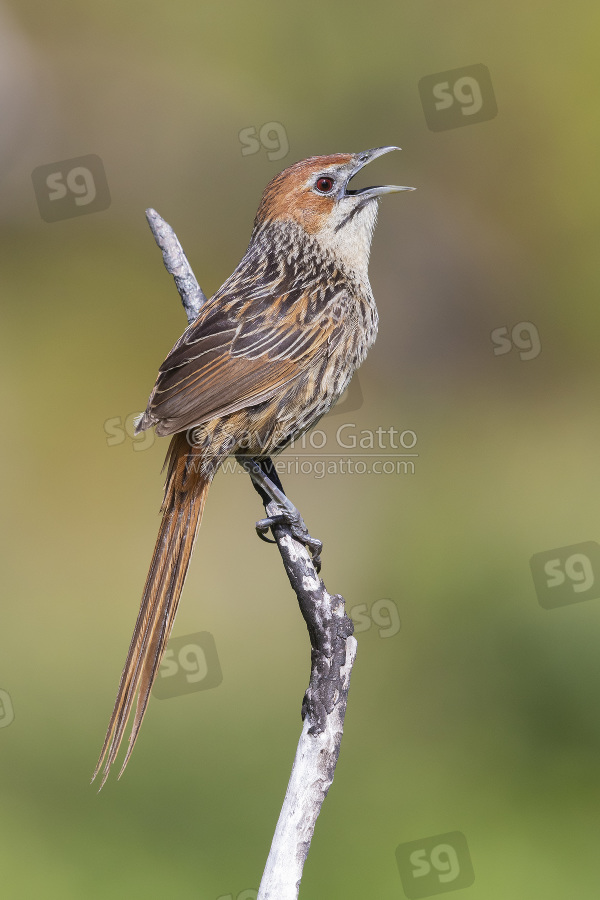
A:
345;146;415;199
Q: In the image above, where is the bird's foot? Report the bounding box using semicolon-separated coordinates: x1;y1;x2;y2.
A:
255;506;323;573
241;456;323;573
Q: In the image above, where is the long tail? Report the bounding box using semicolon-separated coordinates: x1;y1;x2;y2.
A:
92;433;210;789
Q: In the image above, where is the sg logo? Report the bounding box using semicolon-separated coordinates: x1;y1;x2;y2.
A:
239;122;289;161
350;597;401;638
0;689;15;729
530;542;600;609
418;64;497;131
396;831;474;899
104;412;155;452
216;891;257;900
152;632;223;699
491;321;541;360
329;374;363;417
32;154;111;222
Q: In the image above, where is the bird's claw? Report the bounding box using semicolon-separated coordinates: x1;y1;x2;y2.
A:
255;517;278;545
255;508;323;573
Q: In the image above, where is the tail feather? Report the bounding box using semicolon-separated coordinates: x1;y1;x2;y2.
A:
92;435;210;789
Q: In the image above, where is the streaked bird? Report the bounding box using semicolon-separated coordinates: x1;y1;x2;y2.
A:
93;146;414;788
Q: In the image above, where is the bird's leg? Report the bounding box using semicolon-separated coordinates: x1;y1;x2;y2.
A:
238;456;323;573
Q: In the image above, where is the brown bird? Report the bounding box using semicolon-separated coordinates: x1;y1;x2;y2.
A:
92;146;414;787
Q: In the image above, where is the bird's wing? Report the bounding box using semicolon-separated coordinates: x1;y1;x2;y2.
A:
138;283;342;436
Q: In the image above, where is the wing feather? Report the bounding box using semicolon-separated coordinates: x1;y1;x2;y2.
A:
139;284;338;437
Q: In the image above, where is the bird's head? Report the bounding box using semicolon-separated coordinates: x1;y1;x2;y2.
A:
253;146;414;280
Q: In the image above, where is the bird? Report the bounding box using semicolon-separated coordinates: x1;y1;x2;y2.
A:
92;146;414;788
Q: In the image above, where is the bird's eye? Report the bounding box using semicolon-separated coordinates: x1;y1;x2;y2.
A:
315;177;334;194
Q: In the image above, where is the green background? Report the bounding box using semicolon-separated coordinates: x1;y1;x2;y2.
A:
1;1;600;897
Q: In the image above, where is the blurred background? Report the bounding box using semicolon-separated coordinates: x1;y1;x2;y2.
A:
1;1;600;897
